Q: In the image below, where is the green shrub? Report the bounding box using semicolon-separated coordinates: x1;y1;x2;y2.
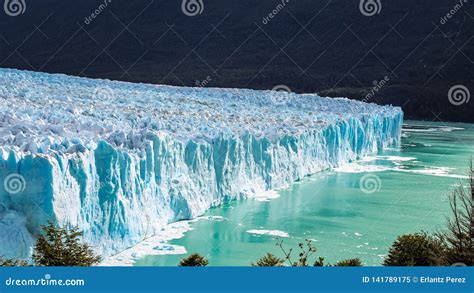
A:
313;257;326;266
179;253;209;266
252;253;284;267
32;222;101;266
383;232;446;266
334;258;363;266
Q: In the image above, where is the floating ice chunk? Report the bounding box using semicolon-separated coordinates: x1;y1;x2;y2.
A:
247;229;290;238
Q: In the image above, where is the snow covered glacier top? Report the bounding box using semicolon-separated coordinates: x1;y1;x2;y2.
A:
0;68;401;156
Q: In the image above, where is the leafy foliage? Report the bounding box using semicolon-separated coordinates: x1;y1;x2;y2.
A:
179;253;209;267
334;258;363;267
383;232;447;266
0;257;29;267
313;257;363;267
313;257;327;266
32;222;101;266
252;253;284;267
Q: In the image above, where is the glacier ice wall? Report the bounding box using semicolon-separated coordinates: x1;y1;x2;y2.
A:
0;69;403;258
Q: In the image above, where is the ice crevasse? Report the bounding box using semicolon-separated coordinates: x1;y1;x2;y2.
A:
0;68;403;259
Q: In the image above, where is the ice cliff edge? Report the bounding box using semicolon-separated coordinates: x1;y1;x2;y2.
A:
0;69;403;259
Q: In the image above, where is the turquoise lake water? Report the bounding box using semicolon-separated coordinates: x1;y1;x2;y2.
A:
134;120;474;266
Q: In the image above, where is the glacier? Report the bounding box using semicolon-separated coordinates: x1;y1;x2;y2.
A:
0;68;403;260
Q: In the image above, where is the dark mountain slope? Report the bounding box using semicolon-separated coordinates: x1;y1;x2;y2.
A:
0;0;473;121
